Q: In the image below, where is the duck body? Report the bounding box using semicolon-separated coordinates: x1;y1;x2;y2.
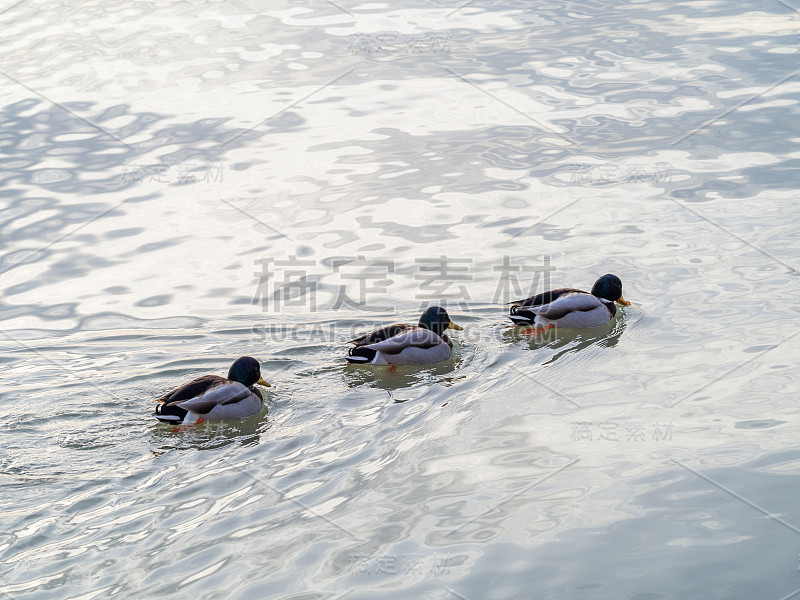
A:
346;306;462;366
154;357;270;425
509;274;630;329
510;291;616;328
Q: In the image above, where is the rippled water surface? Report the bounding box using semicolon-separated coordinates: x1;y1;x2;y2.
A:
2;0;800;598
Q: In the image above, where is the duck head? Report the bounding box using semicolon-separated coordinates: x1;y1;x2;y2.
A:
227;356;271;388
591;274;631;305
418;306;463;337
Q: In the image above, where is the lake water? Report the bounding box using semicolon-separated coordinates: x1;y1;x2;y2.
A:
1;0;799;598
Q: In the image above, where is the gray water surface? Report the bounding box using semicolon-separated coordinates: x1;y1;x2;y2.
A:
1;0;799;598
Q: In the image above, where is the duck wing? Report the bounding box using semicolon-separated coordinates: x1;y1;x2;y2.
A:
509;287;586;309
173;382;252;415
156;375;227;405
349;323;416;346
363;327;443;355
527;292;603;320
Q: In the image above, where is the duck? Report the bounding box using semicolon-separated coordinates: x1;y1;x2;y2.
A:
154;356;270;425
346;306;463;365
508;273;631;330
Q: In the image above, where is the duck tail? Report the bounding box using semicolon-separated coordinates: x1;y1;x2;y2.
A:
346;346;377;364
154;403;188;423
508;308;537;326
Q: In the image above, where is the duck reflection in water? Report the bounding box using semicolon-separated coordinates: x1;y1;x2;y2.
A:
503;318;627;366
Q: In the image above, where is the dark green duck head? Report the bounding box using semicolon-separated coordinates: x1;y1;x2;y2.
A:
418;306;463;337
591;274;631;305
227;356;270;388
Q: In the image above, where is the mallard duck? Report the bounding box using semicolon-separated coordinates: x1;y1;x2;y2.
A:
508;273;631;330
346;306;463;365
154;356;270;424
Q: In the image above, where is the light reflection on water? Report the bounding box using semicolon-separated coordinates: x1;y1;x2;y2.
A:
1;0;800;598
